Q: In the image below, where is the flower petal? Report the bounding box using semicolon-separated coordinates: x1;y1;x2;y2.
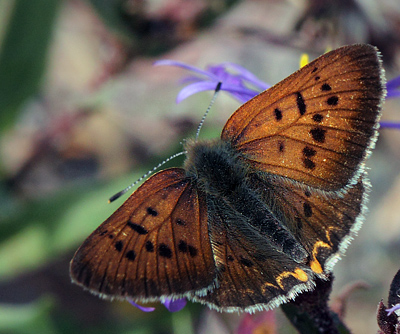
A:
154;60;219;80
386;303;400;316
380;121;400;129
219;62;270;90
387;76;400;90
163;298;187;312
176;81;260;103
387;90;400;98
176;81;220;103
129;300;156;312
386;76;400;99
154;59;270;103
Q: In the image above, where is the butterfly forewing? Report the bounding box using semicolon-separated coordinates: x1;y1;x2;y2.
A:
70;168;216;300
221;44;385;192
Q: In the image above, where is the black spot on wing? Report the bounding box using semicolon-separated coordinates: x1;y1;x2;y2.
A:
127;222;148;235
188;245;198;257
147;207;158;216
310;128;326;143
274;108;283;121
296;92;306;115
178;240;188;253
327;96;339;106
321;83;331;91
115;240;123;252
312;114;323;123
303;203;313;218
303;146;316;158
279;141;284;152
145;240;154;252
126;250;136;261
178;240;197;257
304;158;316;170
158;244;172;258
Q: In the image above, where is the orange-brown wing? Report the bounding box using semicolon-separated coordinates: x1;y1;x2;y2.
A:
249;172;366;276
221;44;385;192
70;168;216;301
191;195;315;312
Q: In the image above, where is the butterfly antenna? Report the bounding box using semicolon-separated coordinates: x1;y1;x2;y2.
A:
108;150;187;203
195;82;222;141
109;82;221;203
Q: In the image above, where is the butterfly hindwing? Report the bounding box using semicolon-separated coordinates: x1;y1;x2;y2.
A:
190;195;315;312
249;172;366;276
191;172;366;312
221;44;384;192
70;168;216;301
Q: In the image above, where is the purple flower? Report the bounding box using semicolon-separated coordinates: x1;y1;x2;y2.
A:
379;121;400;129
154;60;269;104
129;298;187;313
129;300;156;312
386;303;400;316
380;75;400;129
387;75;400;99
162;298;187;312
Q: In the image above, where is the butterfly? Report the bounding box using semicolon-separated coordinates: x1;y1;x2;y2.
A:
70;44;385;313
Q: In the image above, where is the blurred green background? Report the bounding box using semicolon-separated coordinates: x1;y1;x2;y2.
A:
1;0;400;333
